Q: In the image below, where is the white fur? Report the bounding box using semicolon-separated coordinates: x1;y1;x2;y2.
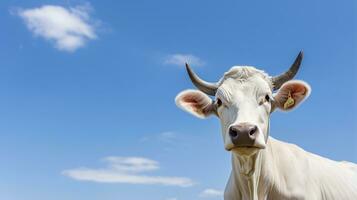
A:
225;137;357;200
176;66;357;200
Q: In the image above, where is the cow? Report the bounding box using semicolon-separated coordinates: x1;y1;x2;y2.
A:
175;52;357;200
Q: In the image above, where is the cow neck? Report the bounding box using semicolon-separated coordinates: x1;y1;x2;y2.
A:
231;150;266;200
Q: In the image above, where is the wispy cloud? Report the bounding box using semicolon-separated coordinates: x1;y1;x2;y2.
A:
158;131;177;143
140;131;178;144
62;156;195;187
199;188;224;198
164;54;205;67
166;198;178;200
15;4;97;52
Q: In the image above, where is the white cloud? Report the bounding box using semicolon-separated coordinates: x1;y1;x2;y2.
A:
62;156;195;187
164;54;205;67
158;131;177;143
16;4;97;52
166;198;177;200
199;188;224;198
140;131;178;144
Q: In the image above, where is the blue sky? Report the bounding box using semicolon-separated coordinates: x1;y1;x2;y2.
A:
0;0;356;199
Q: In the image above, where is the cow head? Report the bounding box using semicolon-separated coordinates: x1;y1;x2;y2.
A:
176;52;310;156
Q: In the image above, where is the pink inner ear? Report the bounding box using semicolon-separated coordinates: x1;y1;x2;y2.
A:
275;82;308;109
182;95;201;111
290;84;307;103
176;90;215;117
181;93;210;113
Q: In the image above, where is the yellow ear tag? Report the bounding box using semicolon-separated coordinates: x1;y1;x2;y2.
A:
284;91;295;109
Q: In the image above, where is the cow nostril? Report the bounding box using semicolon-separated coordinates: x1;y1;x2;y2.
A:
229;128;238;138
249;126;257;136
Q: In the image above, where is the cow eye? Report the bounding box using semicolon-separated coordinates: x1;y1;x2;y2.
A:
216;98;222;107
265;94;270;102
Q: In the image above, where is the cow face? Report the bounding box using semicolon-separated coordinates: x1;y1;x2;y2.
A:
175;52;311;156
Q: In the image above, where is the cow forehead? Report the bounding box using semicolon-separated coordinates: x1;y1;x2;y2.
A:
216;66;273;100
218;66;272;88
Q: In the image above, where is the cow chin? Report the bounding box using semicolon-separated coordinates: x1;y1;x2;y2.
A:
231;147;261;157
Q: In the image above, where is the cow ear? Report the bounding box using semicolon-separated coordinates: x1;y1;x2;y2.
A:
273;80;311;111
175;89;215;118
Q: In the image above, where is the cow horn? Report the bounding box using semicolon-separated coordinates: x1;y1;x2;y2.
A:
185;63;218;96
272;51;303;90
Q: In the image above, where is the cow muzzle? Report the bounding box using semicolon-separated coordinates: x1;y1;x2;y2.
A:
228;122;265;150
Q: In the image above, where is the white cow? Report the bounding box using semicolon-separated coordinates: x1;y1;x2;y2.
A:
175;52;357;200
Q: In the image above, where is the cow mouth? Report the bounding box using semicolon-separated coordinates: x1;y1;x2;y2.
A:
227;146;264;151
229;146;264;156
